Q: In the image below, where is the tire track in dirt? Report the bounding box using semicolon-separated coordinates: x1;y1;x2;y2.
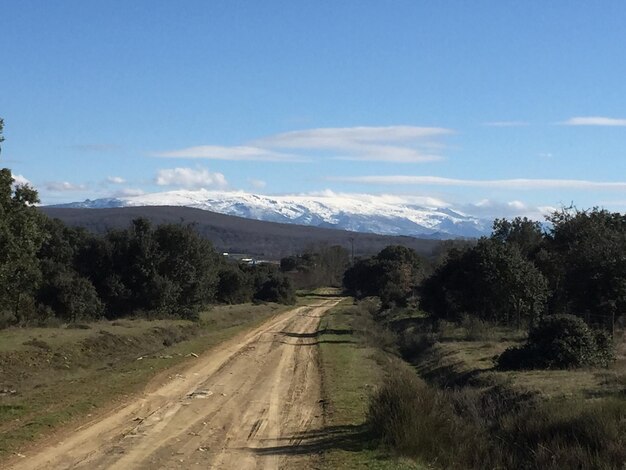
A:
8;299;341;470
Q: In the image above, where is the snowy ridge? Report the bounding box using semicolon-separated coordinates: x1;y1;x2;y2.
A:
51;189;491;238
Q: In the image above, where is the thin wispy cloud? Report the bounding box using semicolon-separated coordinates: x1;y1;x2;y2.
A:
153;126;451;163
155;167;228;189
330;175;626;190
45;181;87;192
561;116;626;126
256;126;451;163
153;145;306;162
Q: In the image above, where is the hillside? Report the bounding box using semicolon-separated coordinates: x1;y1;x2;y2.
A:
41;206;444;259
49;189;490;238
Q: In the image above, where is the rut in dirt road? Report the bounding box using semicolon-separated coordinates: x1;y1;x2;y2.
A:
10;298;342;470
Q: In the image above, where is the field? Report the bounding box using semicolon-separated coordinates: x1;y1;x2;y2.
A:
381;315;626;469
405;320;626;400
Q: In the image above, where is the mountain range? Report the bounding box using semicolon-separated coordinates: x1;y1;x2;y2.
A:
50;190;491;239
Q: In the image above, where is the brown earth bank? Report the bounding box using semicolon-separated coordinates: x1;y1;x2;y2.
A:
6;299;341;470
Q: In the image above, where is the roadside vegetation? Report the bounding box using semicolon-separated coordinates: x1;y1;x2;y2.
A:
340;213;626;469
316;298;426;469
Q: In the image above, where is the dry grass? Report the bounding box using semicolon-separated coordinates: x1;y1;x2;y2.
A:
376;321;626;468
369;365;626;469
0;302;295;457
409;329;626;401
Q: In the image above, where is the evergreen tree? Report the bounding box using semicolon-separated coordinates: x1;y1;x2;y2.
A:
0;121;46;323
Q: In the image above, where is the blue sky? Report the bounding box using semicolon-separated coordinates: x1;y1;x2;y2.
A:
2;1;626;219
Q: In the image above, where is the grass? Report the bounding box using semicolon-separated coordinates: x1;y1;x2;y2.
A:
317;299;427;469
378;317;626;469
0;301;300;457
369;364;626;469
410;330;626;400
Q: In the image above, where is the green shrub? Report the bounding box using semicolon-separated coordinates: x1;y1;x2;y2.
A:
498;314;614;369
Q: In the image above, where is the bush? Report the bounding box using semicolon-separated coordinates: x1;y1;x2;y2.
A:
368;366;485;467
498;314;614;369
397;327;437;361
369;366;626;469
254;275;296;305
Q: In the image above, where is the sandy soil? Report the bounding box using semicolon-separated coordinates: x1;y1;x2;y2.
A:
9;299;340;470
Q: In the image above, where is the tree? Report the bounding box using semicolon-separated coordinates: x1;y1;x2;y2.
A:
154;223;219;316
343;245;423;308
375;245;424;307
280;256;298;272
242;263;296;304
343;257;382;298
217;266;252;304
491;217;544;259
36;218;103;321
421;239;548;325
282;245;350;289
544;207;626;329
0;122;47;323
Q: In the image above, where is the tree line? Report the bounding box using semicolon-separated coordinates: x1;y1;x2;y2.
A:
0;172;296;327
346;212;625;331
0;122;297;326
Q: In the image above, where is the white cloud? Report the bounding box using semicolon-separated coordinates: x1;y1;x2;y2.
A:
256;126;451;163
561;116;626;126
12;174;31;186
155;167;228;189
248;178;267;189
153;126;451;164
153;145;305;162
258;126;451;147
330;175;626;190
113;188;145;197
507;200;526;210
107;176;126;184
45;181;87;192
459;199;554;220
483;121;530;127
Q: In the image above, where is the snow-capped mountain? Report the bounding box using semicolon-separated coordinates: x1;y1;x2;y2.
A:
50;190;491;238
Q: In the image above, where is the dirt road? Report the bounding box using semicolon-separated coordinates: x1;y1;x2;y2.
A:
10;299;340;470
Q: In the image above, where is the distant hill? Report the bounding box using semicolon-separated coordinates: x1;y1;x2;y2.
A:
50;189;490;238
41;206;445;260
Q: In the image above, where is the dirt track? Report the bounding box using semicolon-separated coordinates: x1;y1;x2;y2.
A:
10;299;340;470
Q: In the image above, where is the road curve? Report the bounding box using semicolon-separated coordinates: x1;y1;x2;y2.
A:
10;299;340;470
